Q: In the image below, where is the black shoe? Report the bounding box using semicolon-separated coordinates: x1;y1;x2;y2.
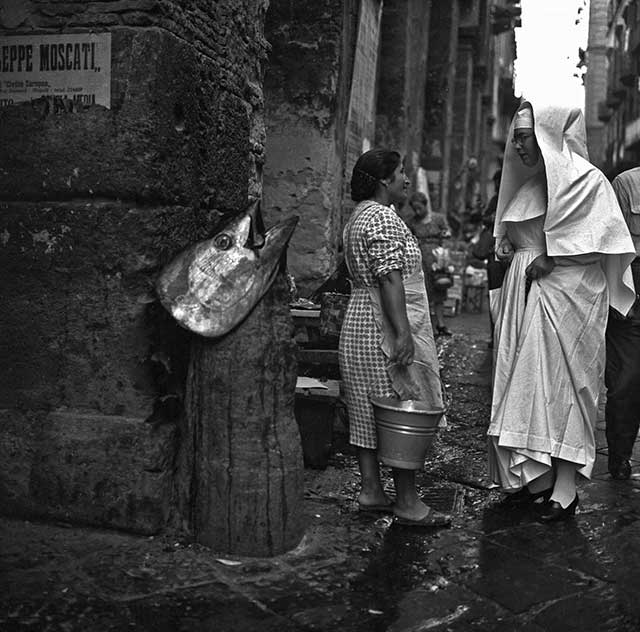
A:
501;486;552;507
609;457;631;480
436;326;452;337
537;494;579;523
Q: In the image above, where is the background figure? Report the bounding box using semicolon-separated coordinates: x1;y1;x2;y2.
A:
467;206;498;347
605;167;640;480
467;170;502;264
339;149;449;527
488;102;636;522
407;191;453;337
485;170;501;219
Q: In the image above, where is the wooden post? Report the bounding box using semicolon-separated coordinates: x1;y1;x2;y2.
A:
176;276;305;555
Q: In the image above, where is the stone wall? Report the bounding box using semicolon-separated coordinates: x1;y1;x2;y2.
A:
423;0;460;214
262;0;358;294
405;0;432;179
450;40;474;232
585;0;609;169
0;0;277;535
376;0;408;153
376;0;431;185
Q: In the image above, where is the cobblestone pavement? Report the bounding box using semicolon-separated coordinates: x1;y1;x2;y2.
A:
2;311;640;631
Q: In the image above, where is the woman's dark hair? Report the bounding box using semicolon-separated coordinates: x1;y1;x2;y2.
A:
350;149;402;202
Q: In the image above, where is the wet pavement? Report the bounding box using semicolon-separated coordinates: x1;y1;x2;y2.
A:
3;311;640;631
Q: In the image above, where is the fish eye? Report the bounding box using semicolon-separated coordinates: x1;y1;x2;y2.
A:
214;233;233;250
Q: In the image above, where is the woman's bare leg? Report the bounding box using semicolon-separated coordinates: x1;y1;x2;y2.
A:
434;303;446;330
357;448;391;506
391;468;429;520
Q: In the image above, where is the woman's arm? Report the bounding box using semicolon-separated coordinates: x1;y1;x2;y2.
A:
379;270;414;365
494;222;513;262
525;253;555;279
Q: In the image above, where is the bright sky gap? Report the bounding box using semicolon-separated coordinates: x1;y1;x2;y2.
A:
514;0;589;109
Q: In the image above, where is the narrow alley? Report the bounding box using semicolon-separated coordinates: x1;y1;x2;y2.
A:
2;3;640;631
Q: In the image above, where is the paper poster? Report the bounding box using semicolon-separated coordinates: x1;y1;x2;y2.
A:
0;33;111;108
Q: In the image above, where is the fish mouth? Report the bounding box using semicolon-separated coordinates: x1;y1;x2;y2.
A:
262;215;298;252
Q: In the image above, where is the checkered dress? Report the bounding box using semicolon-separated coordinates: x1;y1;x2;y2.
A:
339;201;422;449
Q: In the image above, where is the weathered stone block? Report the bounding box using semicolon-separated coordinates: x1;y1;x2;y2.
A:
265;0;345;115
0;409;175;534
263;122;338;292
68;12;121;26
263;0;350;292
17;1;269;87
0;29;250;210
0;200;214;416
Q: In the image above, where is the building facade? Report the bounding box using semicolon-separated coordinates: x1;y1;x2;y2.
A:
264;0;520;293
587;0;640;176
0;0;520;547
0;0;304;555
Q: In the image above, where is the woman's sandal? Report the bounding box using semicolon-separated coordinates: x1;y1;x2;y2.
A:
393;507;452;528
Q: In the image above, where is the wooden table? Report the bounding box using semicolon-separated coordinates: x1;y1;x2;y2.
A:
294;378;344;469
290;308;339;368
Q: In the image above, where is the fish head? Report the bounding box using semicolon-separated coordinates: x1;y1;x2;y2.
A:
157;201;298;337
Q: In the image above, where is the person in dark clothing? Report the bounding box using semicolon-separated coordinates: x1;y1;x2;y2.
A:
471;171;501;270
467;209;498;346
406;191;453;336
467;170;504;347
468;212;496;268
605;167;640;480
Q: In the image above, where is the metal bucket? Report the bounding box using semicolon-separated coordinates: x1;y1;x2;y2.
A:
371;397;445;470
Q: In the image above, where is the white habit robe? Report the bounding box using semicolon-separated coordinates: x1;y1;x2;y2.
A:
487;103;636;489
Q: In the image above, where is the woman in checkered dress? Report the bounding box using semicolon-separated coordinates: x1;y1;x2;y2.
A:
339;149;449;527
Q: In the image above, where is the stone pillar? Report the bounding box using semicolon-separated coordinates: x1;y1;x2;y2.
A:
585;0;609;169
449;38;475;234
446;0;496;234
474;0;495;202
0;0;304;554
262;0;360;295
376;0;431;187
423;0;460;214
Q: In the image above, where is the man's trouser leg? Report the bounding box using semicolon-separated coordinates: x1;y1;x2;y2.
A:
605;313;640;463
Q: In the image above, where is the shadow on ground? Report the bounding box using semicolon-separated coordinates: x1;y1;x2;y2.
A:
2;313;640;631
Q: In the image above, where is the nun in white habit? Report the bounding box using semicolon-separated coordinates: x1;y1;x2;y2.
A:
487;101;636;521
